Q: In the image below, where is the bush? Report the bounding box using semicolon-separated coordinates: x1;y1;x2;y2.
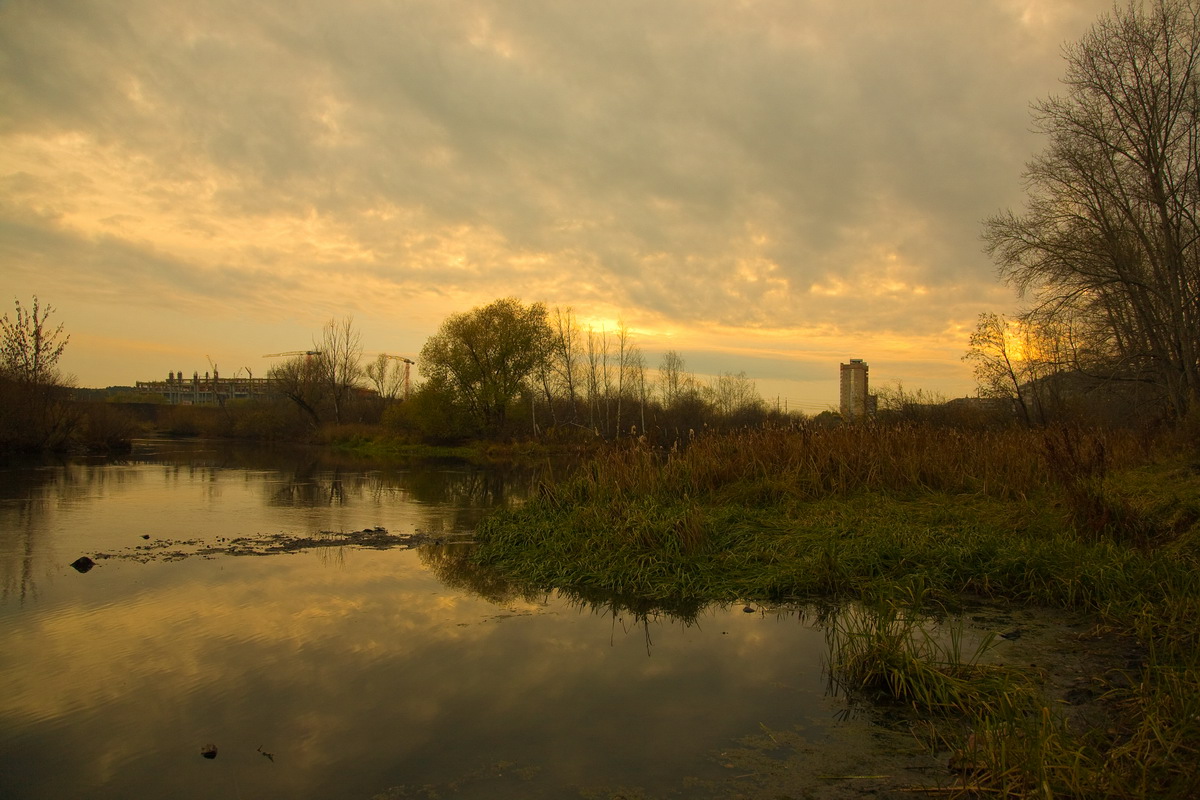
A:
386;381;477;442
228;400;312;441
0;379;79;453
78;403;141;452
157;405;229;437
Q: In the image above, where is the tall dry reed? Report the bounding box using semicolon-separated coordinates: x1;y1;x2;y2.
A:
563;424;1146;506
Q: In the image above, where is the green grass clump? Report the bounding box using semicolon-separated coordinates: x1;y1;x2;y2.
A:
827;601;1040;716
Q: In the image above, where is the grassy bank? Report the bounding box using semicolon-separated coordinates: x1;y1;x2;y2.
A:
471;424;1200;797
133;401;599;463
322;425;596;463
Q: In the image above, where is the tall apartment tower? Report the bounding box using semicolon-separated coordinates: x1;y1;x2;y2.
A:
840;359;869;420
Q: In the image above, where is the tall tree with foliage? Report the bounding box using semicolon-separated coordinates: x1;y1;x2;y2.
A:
419;298;553;433
984;0;1200;417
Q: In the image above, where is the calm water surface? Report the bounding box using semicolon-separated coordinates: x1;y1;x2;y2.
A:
1;439;929;799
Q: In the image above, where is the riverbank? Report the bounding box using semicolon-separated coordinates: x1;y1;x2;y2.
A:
89;399;602;464
321;426;596;464
471;425;1200;797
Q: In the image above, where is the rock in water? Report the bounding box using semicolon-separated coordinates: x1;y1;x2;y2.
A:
70;557;96;573
200;744;218;759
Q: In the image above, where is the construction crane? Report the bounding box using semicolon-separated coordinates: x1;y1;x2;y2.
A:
262;350;323;358
372;354;415;401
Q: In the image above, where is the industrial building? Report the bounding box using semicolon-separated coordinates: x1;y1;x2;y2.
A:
135;371;275;405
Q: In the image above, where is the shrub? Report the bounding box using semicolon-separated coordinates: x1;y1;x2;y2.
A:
78;403;140;451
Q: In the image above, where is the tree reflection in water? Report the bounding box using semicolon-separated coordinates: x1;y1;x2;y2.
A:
1;458;137;605
0;438;550;605
420;540;731;655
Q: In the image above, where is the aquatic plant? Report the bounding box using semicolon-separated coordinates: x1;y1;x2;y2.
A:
826;601;1038;716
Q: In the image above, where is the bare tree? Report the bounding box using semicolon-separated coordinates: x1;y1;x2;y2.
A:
585;326;610;434
963;312;1037;426
365;353;406;401
318;317;364;424
628;347;648;434
984;0;1200;417
964;310;1103;425
706;371;763;419
550;307;582;420
614;322;632;436
658;350;687;409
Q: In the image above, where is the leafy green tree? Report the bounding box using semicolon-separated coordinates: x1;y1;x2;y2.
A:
419;298;553;433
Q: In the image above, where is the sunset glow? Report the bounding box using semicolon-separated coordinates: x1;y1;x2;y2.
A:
0;0;1114;408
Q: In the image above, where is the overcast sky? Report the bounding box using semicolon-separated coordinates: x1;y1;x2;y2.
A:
1;0;1115;409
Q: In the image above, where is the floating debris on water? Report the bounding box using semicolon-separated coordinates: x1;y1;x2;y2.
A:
86;527;469;563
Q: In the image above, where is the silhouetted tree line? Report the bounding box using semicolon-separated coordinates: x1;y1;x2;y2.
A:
389;297;797;443
253;299;794;444
277;302;777;441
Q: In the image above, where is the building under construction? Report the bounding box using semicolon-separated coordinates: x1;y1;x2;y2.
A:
135;371;276;405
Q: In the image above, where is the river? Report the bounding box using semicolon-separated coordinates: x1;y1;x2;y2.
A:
1;438;950;799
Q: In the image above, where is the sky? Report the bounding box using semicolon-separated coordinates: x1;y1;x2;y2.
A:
0;0;1117;411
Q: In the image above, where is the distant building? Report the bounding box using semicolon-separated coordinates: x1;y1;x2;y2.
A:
840;359;871;420
134;370;276;405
